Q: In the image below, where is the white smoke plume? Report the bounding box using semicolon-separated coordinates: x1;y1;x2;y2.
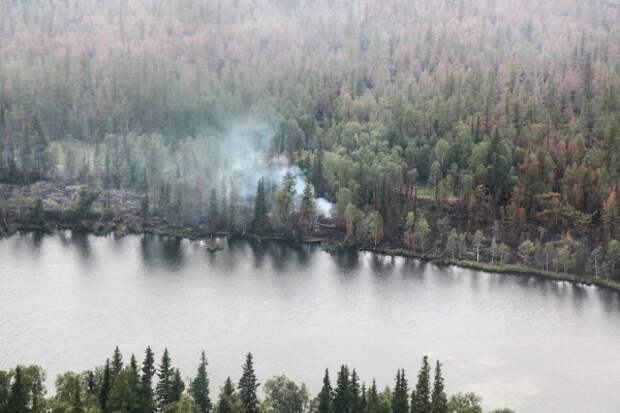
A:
205;119;333;218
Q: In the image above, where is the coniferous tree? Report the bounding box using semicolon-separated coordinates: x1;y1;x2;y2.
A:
238;353;259;413
108;368;140;413
317;369;333;413
156;349;174;411
430;362;448;413
139;346;156;413
69;374;85;413
190;351;212;413
217;377;237;413
111;347;124;379
349;369;361;413
411;357;431;413
332;365;350;413
170;369;185;403
99;359;112;413
360;383;367;413
252;178;269;234
7;366;28;413
366;379;379;413
391;369;408;413
299;182;317;233
0;370;10;413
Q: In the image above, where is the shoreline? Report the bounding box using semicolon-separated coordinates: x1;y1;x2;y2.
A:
366;246;620;293
4;220;620;294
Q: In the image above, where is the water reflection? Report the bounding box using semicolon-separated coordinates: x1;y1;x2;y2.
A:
140;235;186;271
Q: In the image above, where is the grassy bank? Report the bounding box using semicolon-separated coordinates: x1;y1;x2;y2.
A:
365;246;620;293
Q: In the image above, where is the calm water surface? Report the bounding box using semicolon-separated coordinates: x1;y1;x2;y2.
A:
1;232;619;412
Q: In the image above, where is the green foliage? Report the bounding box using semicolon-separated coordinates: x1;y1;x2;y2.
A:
261;375;308;413
390;370;408;413
411;356;431;413
0;350;502;413
99;360;112;413
333;365;350;413
7;366;28;413
252;179;270;235
217;378;241;413
299;182;317;233
190;352;212;413
447;392;483;413
430;362;448;413
317;369;332;413
238;353;260;413
156;349;175;411
108;368;140;413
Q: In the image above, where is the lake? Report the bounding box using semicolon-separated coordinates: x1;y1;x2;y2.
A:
1;232;619;412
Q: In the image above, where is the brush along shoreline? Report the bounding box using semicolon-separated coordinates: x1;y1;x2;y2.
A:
3;214;619;294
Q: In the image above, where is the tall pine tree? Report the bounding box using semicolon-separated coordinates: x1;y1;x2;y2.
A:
170;369;185;403
252;178;269;234
139;346;156;413
217;377;236;413
7;366;28;413
111;347;124;379
238;353;259;413
156;349;174;411
411;356;431;413
317;369;332;413
350;369;361;413
391;369;408;413
99;359;112;413
430;361;448;413
332;365;350;413
190;351;212;413
366;379;379;413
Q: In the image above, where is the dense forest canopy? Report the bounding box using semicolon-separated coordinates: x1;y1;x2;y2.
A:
1;0;619;277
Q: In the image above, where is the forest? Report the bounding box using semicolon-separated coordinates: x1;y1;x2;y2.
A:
0;0;619;279
0;347;514;413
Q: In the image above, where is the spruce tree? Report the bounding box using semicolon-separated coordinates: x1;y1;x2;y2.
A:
252;178;269;234
366;379;379;413
190;351;212;413
0;370;9;413
318;369;333;413
111;347;124;379
217;377;236;413
156;349;174;410
99;359;112;413
7;366;28;413
238;353;260;413
411;357;431;413
70;374;85;413
332;365;350;413
300;182;317;233
391;369;408;413
360;383;367;413
170;369;185;403
349;369;361;413
430;362;448;413
108;368;140;413
139;346;156;413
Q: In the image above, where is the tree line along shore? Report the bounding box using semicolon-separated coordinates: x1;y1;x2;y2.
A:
1;181;619;293
0;347;515;413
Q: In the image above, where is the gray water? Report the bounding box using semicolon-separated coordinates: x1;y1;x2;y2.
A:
1;232;619;412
